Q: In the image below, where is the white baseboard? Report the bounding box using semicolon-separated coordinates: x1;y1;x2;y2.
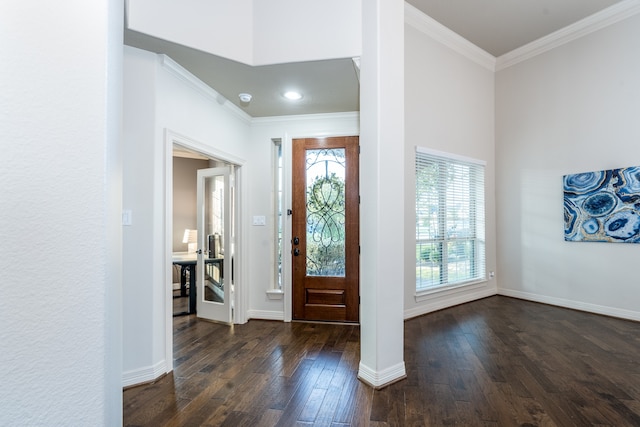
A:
247;309;284;321
358;361;407;389
404;287;497;320
498;288;640;322
122;360;168;388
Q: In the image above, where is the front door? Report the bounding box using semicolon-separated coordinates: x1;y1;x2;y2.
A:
196;166;233;323
292;136;359;322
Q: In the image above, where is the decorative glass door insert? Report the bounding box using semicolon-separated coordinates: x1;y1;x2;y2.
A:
305;148;346;277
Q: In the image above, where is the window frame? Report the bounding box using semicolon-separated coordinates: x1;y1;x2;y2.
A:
414;146;486;297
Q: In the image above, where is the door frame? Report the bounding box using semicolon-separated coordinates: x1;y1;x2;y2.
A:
291;136;360;322
163;129;246;367
281;130;360;322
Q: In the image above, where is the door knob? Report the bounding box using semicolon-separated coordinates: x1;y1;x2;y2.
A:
293;237;299;245
293;248;300;256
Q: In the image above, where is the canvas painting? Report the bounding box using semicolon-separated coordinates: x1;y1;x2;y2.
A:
564;166;640;243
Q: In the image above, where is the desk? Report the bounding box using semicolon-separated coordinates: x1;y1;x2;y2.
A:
172;252;224;316
172;252;197;316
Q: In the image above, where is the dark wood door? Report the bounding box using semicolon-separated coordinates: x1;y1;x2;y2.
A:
292;136;359;322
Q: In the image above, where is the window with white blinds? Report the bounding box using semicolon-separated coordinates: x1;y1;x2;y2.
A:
415;147;486;292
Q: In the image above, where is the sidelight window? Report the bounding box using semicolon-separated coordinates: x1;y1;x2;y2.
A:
273;139;283;290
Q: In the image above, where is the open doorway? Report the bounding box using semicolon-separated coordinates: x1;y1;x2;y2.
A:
164;130;245;368
172;149;210;316
171;145;237;322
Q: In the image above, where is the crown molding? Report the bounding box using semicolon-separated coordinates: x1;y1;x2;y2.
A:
404;2;496;72
251;111;360;126
496;0;640;71
159;55;253;125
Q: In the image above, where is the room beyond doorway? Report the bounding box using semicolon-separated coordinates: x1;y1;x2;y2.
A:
172;145;236;323
164;129;246;371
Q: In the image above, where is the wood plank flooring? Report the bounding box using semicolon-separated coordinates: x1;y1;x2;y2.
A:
124;296;640;426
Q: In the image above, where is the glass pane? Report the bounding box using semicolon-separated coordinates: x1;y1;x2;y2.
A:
204;174;224;303
275;141;283;289
305;148;346;277
415;160;441;240
446;163;473;239
416;241;442;289
447;240;473;284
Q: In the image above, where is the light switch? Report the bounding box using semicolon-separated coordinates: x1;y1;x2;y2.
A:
252;215;266;226
122;210;132;226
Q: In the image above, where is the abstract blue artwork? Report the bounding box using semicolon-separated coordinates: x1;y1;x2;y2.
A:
564;166;640;243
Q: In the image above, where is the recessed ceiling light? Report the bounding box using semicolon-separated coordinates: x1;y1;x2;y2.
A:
283;91;303;101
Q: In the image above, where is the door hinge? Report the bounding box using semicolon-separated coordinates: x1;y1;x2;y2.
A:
359;246;361;254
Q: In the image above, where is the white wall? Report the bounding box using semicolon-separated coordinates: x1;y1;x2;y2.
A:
0;1;122;425
123;45;259;385
173;157;209;251
496;14;640;320
252;0;361;65
122;47;165;384
127;0;254;65
127;0;361;66
358;0;407;388
403;19;497;319
122;45;363;382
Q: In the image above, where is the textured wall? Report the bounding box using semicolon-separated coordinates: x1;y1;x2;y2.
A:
0;1;122;425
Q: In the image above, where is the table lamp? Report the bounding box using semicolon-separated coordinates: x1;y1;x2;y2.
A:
182;229;197;253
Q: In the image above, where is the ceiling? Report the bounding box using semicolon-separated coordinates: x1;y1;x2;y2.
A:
124;30;360;118
407;0;624;57
124;0;625;118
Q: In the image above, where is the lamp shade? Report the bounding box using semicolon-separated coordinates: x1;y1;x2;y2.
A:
182;229;198;252
182;229;197;244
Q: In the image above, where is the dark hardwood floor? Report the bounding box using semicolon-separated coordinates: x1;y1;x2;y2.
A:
124;296;640;426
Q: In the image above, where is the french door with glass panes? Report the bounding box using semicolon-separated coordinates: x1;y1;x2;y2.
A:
196;166;234;323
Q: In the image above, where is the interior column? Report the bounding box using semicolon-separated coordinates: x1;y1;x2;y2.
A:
358;0;406;387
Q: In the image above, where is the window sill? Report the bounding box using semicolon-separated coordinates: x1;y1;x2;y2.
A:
415;279;486;302
266;289;284;300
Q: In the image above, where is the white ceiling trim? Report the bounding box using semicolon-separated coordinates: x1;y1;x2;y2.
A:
251;111;360;126
405;3;496;72
159;55;253;125
167;129;246;166
496;0;640;71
